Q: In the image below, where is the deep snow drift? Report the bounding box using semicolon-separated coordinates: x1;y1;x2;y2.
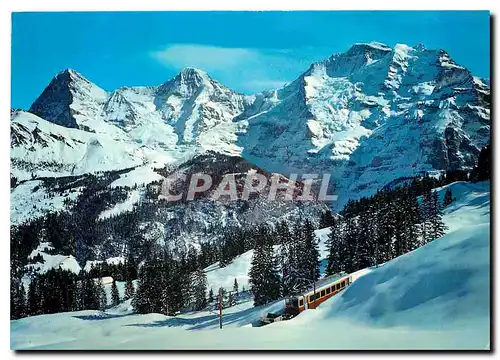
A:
11;181;490;350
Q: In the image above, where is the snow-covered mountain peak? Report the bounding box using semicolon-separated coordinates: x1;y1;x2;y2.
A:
59;68;88;82
153;68;247;145
179;66;209;81
239;42;489;208
157;67;215;97
318;41;393;77
351;41;392;52
29;67;109;130
18;41;490;209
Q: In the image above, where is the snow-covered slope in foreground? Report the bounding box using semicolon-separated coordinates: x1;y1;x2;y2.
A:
11;181;490;350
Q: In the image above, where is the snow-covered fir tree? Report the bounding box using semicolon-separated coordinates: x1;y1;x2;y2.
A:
248;226;281;307
97;277;107;310
299;219;320;282
208;288;214;304
443;188;455;207
429;191;448;241
189;267;208;311
325;218;343;276
111;278;120;306
124;278;135;301
233;278;239;296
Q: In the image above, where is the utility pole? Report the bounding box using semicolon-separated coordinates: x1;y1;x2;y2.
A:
312;261;317;309
313;279;316;309
218;287;223;329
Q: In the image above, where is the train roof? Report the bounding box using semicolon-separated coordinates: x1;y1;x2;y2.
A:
300;273;351;297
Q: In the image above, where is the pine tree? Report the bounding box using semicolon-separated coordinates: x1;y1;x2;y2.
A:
167;253;190;315
276;221;292;296
125;252;137;280
11;281;26;319
97;278;107;310
208;288;214;304
233;278;239;296
111;278;120;306
421;188;448;243
82;276;99;310
443;188;454;207
219;287;227;308
299;219;320;282
429;191;447;241
392;196;407;258
319;210;336;229
284;221;313;294
470;144;491;182
420;187;434;244
75;279;84;311
355;213;374;271
326;218;343;276
133;260;157;314
157;255;173;314
124;278;135;301
248;226;281;306
342;216;358;274
189;267;208;311
27;277;42;316
375;197;393;264
403;191;422;252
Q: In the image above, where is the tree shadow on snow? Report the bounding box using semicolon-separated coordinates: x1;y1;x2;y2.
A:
125;304;264;330
73;313;133;321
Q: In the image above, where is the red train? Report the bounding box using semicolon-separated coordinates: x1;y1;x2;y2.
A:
285;274;352;314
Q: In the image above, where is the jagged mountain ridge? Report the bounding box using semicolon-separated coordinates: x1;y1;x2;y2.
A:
17;41;490;209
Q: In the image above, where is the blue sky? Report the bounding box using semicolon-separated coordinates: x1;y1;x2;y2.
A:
11;11;490;109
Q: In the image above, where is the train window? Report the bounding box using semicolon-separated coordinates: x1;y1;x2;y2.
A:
309;295;314;302
299;299;304;306
326;288;331;295
336;283;340;290
341;281;346;287
321;290;325;297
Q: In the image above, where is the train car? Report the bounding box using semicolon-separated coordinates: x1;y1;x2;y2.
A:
285;274;352;314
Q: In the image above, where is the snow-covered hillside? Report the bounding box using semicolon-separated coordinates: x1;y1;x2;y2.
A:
11;110;148;180
11;181;490;350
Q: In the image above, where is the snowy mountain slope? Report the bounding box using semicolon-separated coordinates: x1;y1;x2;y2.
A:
204;250;254;293
10;110;147;180
10;179;82;226
432;180;490;232
297;181;489;334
